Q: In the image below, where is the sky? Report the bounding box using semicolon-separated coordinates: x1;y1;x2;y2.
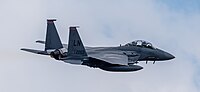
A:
0;0;200;92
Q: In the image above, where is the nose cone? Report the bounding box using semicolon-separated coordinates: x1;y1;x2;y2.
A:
164;52;175;60
156;49;175;60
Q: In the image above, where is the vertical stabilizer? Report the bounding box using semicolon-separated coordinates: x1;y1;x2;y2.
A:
67;27;87;59
45;19;63;51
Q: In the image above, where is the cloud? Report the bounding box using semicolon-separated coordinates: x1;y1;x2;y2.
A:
0;0;200;92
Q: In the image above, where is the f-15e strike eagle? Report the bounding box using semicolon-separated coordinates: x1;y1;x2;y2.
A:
21;19;175;72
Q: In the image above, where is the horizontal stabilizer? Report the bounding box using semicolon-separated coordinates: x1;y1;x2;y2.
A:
36;40;45;44
21;48;49;55
36;40;68;48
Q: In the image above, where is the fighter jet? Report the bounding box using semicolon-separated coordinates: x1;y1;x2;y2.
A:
21;19;175;72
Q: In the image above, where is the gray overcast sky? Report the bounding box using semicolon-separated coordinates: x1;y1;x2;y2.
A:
1;0;200;92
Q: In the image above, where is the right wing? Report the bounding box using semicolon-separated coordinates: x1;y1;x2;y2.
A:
21;48;49;55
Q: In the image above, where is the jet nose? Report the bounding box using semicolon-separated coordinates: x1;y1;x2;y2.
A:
164;52;175;60
156;49;175;60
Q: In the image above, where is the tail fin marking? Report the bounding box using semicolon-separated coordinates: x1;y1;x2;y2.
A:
67;27;87;58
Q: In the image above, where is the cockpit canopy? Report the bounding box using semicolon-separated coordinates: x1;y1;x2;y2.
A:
124;40;155;49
